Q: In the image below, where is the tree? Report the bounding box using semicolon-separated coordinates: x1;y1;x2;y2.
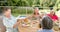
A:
0;0;60;10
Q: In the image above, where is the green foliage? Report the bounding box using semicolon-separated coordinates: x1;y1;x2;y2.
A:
0;0;59;7
11;7;33;16
0;0;60;16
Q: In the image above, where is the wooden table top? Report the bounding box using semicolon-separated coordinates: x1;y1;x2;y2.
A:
17;19;40;32
17;19;60;32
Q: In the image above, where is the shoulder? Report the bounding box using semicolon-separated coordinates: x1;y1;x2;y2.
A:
37;29;43;32
37;29;53;32
54;15;58;17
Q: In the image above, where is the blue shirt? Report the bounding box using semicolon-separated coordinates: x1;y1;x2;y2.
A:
37;29;53;32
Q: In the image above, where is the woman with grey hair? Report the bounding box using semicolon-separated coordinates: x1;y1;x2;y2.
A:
37;16;53;32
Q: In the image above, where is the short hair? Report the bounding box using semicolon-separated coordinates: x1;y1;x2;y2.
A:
2;7;11;13
41;16;53;29
50;7;53;10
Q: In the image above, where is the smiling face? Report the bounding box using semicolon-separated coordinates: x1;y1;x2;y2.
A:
3;8;11;17
34;7;39;15
34;7;39;13
50;10;55;15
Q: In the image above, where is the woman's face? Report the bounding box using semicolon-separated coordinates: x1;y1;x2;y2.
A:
34;8;39;13
34;8;39;15
4;9;11;16
50;11;55;15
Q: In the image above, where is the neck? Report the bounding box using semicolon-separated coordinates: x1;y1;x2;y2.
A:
50;14;53;16
6;16;11;18
4;15;11;18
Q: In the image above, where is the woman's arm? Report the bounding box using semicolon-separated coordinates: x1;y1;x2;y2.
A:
3;20;13;28
13;20;20;28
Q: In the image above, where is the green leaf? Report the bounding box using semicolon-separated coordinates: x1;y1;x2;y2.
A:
13;0;20;3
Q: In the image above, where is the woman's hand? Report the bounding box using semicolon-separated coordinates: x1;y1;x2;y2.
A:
13;21;20;28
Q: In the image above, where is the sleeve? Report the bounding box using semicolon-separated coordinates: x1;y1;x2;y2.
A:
3;19;13;28
56;15;58;20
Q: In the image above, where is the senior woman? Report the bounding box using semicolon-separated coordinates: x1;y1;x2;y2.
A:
37;16;53;32
3;7;19;32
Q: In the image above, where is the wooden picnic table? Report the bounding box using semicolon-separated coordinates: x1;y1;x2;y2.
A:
17;17;60;32
17;19;40;32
